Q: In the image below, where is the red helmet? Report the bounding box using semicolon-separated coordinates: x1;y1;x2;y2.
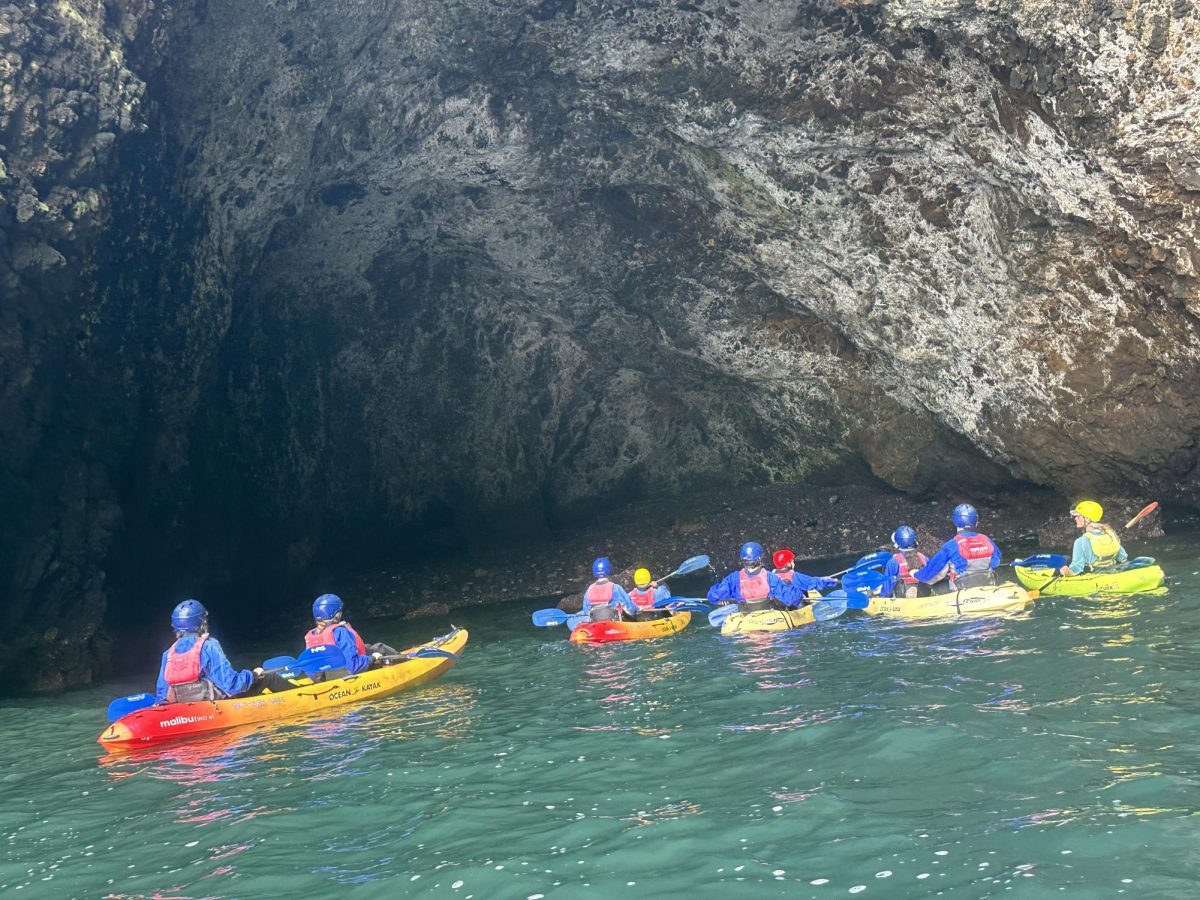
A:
772;549;795;569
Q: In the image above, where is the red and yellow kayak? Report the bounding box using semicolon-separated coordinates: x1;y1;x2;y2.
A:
98;627;467;750
569;612;691;643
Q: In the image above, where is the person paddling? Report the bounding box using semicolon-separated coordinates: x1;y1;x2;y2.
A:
305;594;398;675
1059;501;1128;575
628;567;671;620
911;504;1001;592
156;600;285;702
581;557;639;622
881;526;931;599
708;542;809;611
771;549;838;601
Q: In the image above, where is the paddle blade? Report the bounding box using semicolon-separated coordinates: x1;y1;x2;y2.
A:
409;647;460;660
707;603;738;627
1123;556;1156;570
653;595;707;609
661;555;711;580
842;569;885;594
1124;502;1158;529
843;589;871;610
532;608;570;627
1013;553;1067;570
566;613;590;630
107;693;157;723
262;655;298;670
812;599;849;621
854;550;892;571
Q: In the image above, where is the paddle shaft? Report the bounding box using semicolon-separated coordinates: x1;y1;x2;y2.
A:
1124;501;1158;530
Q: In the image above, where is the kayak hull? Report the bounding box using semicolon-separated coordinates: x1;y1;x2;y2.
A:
720;605;817;635
569;612;690;643
1013;565;1165;597
864;583;1033;618
98;628;467;749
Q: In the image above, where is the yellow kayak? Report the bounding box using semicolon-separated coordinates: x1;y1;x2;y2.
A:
720;605;817;635
1013;564;1166;597
99;627;467;749
864;583;1034;618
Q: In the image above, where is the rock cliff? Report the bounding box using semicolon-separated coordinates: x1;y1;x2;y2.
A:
1;0;1197;690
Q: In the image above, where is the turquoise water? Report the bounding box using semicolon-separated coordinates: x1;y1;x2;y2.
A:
3;534;1200;898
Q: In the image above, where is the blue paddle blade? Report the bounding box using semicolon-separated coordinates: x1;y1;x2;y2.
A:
566;613;590;630
1013;553;1067;569
842;569;885;594
843;589;871;609
661;601;710;614
106;693;157;723
532;608;570;627
707;603;738;627
671;554;711;576
408;647;460;660
1123;556;1156;570
854;550;892;571
653;595;708;609
262;655;298;670
812;599;849;621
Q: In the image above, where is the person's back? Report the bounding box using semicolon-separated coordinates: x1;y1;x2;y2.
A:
628;568;671;620
305;594;390;675
156;600;257;703
1061;502;1128;575
883;526;931;598
581;558;638;621
912;505;1001;591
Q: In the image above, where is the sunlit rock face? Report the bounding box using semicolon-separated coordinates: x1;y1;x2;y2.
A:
1;0;1197;689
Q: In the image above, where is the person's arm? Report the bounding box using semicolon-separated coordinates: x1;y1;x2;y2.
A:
653;585;671;604
1067;535;1094;575
201;639;256;697
791;569;838;593
155;649;171;702
914;543;953;582
335;628;374;674
880;557;900;596
706;573;737;604
611;585;638;616
989;540;1002;569
1116;545;1129;564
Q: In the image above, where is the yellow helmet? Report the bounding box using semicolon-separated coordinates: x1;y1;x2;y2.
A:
1070;500;1103;523
633;567;652;588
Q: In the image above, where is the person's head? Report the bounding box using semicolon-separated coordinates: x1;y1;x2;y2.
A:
592;557;613;579
952;503;978;530
892;525;918;550
633;567;652;589
772;549;795;571
740;541;765;572
1070;500;1103;527
170;599;208;636
312;593;344;623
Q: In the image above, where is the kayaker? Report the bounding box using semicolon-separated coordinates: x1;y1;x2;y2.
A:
771;548;838;600
581;557;639;621
155;599;284;702
881;526;931;598
707;542;815;611
911;504;1002;591
1059;501;1128;575
305;593;398;674
628;567;671;620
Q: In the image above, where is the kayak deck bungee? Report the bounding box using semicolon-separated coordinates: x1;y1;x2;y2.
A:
864;583;1034;618
569;612;690;643
720;604;816;635
1013;564;1166;597
98;627;467;749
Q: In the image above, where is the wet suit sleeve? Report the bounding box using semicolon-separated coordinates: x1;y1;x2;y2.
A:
706;572;739;604
1067;534;1095;575
653;585;672;604
335;627;374;675
767;572;802;608
914;541;956;583
155;649;171;702
1117;545;1129;565
989;539;1002;569
201;639;256;698
881;557;901;596
610;585;638;616
791;569;836;594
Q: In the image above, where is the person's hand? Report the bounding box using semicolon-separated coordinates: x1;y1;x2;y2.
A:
253;666;265;676
650;581;659;588
820;577;839;590
372;651;383;660
1058;565;1072;576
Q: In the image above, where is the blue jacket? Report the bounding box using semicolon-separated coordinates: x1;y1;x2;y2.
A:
1067;531;1128;574
913;531;1001;583
156;635;255;702
707;569;803;608
580;580;638;616
322;623;375;675
776;569;839;595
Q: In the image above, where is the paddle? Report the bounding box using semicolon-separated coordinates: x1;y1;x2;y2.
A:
842;569;886;595
1124;502;1158;529
657;555;711;582
652;595;709;610
1013;553;1068;570
814;588;872;612
532;608;573;627
707;603;740;627
106;693;158;722
1122;556;1156;570
828;550;892;578
378;646;461;662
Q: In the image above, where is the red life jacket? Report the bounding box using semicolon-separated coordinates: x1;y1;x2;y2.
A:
774;569;795;584
953;533;995;574
304;621;368;656
629;586;657;609
164;634;208;686
585;581;615;606
892;550;928;583
739;569;770;601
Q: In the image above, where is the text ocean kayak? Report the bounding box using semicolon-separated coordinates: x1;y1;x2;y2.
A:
864;583;1034;618
720;605;817;635
1013;564;1166;597
99;627;467;749
569;612;691;643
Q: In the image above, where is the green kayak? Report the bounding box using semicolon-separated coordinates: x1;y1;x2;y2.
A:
1013;563;1165;597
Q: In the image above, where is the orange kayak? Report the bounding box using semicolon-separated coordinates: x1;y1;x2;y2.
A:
569;612;691;643
98;627;467;749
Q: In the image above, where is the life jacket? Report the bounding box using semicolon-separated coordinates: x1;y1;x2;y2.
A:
952;533;997;588
739;569;770;601
584;580;615;607
304;621;368;656
774;568;795;584
163;635;218;703
892;550;928;583
629;586;657;609
1083;527;1122;571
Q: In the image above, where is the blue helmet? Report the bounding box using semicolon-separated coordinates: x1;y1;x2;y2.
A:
170;599;207;633
739;541;764;565
892;525;918;549
952;503;978;529
312;593;344;620
592;557;613;578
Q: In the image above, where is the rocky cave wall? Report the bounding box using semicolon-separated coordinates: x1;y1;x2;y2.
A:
1;0;1197;690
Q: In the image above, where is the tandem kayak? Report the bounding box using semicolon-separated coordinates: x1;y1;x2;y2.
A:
569;612;691;643
99;627;468;749
1013;564;1166;597
720;605;817;635
864;583;1034;619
